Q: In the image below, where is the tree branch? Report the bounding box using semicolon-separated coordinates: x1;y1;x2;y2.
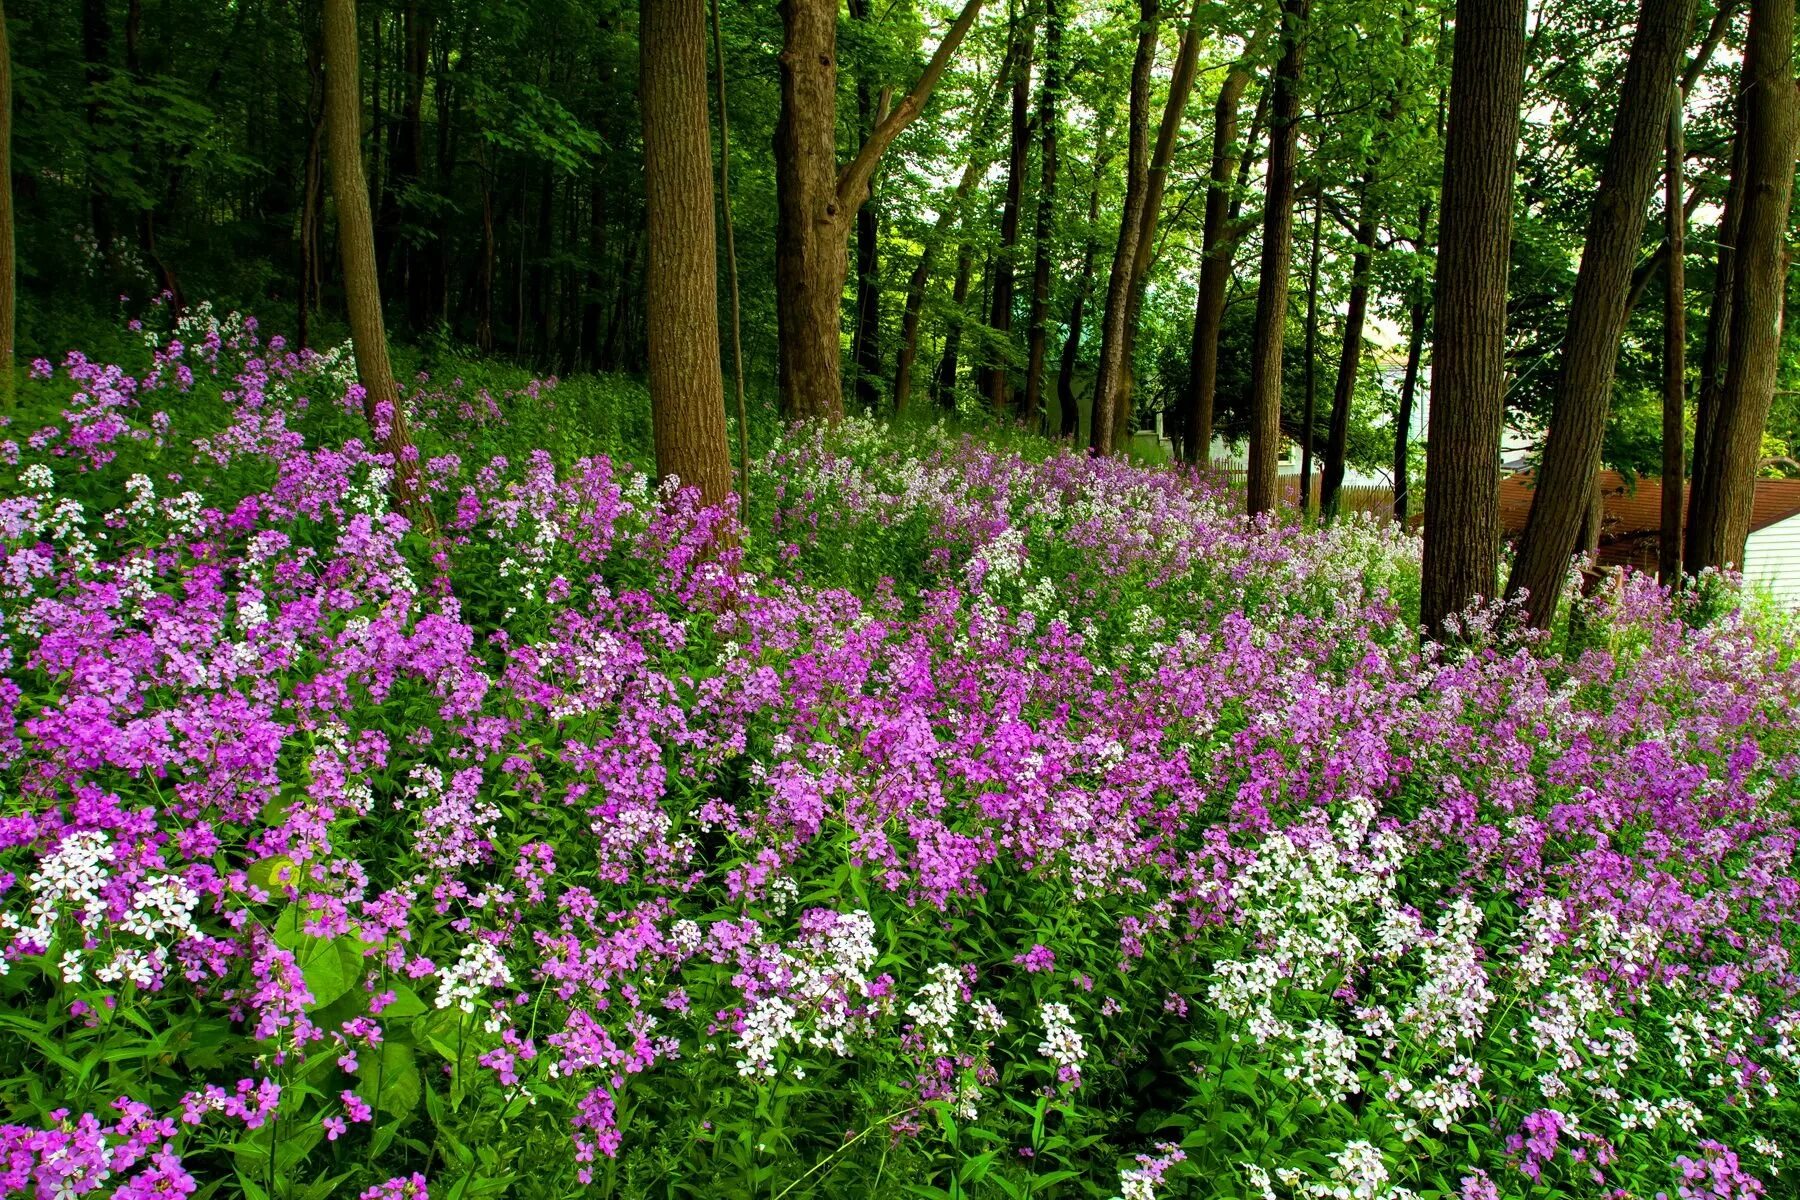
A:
836;0;986;213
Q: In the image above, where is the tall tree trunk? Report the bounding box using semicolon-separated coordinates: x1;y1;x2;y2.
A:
892;44;1020;410
1392;286;1428;523
1419;0;1526;635
1058;154;1105;439
642;0;734;514
1182;64;1251;466
849;0;885;413
933;239;976;410
984;19;1034;412
299;26;326;349
1022;0;1062;429
1660;85;1686;587
1322;183;1380;520
1300;198;1322;517
1111;0;1210;451
1686;87;1748;571
1506;0;1697;628
1685;0;1799;573
82;0;115;273
775;0;985;423
713;0;751;503
323;0;431;530
0;0;13;388
1245;0;1308;515
1087;0;1159;454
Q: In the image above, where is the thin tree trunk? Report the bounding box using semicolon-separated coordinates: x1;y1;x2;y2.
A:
299;18;326;349
1419;0;1526;635
984;18;1034;412
1506;0;1697;628
892;47;1020;411
1022;0;1062;429
82;0;115;273
323;0;431;530
933;239;976;410
1245;0;1308;514
1300;198;1322;518
642;0;734;514
1112;0;1210;451
0;0;14;389
1182;64;1251;466
712;0;750;504
849;0;885;413
1322;183;1379;520
1392;287;1428;523
1660;85;1685;587
1058;153;1105;439
1686;88;1747;569
776;0;985;422
1685;0;1798;572
1088;0;1159;454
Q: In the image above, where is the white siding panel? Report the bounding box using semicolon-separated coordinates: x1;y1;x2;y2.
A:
1744;515;1800;608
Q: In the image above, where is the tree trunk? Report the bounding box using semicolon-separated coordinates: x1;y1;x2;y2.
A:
1087;0;1159;455
1300;198;1322;517
775;0;985;423
0;0;13;385
1022;0;1062;429
323;0;431;530
933;239;976;410
1686;88;1748;572
1111;0;1210;451
299;18;326;350
849;0;884;413
1322;184;1379;520
1245;0;1308;515
983;20;1033;413
892;44;1020;410
1685;0;1798;573
1058;155;1105;440
713;0;751;503
642;0;734;514
82;0;115;273
1660;86;1685;587
1419;0;1526;635
1182;64;1251;466
1505;0;1696;628
1392;288;1428;523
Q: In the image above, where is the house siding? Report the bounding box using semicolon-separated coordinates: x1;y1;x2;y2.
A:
1745;515;1800;608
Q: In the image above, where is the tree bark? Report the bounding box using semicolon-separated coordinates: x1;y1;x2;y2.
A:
1058;152;1106;439
1322;183;1379;520
82;0;115;273
1300;199;1323;517
712;0;751;504
1419;0;1526;635
1021;0;1062;429
1182;65;1251;466
0;0;13;385
642;0;734;514
983;19;1033;412
1245;0;1308;515
1392;287;1428;523
775;0;985;423
1506;0;1697;629
932;239;977;410
849;0;885;413
892;46;1019;411
1088;0;1159;454
1660;85;1685;587
1685;0;1798;572
323;0;431;530
1111;0;1211;451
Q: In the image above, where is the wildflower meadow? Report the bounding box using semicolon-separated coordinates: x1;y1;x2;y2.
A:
0;305;1796;1200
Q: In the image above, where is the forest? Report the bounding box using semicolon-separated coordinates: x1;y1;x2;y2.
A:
0;0;1796;1197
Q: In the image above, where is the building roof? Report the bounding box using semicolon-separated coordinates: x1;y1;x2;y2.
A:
1498;470;1800;572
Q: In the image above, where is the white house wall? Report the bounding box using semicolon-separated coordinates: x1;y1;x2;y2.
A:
1745;515;1800;608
